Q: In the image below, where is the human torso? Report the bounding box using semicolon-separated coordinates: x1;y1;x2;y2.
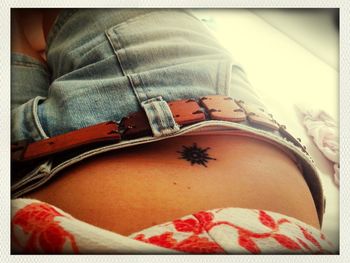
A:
25;134;320;236
14;9;320;236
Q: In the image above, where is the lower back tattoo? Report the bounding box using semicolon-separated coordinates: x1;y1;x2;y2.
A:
177;143;216;167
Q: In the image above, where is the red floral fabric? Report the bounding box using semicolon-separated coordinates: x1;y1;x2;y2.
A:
130;209;335;254
11;199;336;254
12;202;79;253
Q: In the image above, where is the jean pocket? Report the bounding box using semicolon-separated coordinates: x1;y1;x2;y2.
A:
105;10;234;103
12;96;50;142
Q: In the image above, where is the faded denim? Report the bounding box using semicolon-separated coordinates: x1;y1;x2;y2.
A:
11;9;261;142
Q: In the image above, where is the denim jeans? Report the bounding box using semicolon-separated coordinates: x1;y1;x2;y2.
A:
11;9;261;142
11;9;324;224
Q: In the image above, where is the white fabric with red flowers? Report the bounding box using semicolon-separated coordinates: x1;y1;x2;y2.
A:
11;198;336;254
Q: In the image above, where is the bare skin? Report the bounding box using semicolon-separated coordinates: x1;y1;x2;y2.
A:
11;9;46;63
13;10;320;236
11;9;60;63
25;135;320;236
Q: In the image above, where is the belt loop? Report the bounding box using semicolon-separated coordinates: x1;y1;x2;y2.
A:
141;96;180;137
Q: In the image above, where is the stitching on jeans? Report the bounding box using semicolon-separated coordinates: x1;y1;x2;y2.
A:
105;29;125;71
150;101;162;136
126;75;144;106
224;59;232;96
215;59;227;96
12;63;49;75
45;9;78;52
136;75;149;102
106;29;147;105
108;10;179;32
32;97;49;139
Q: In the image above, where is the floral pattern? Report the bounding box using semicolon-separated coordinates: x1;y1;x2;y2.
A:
131;210;335;254
11;199;335;254
12;202;79;253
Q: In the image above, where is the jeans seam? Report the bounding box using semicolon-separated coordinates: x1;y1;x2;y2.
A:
106;28;148;106
45;9;79;53
32;97;49;139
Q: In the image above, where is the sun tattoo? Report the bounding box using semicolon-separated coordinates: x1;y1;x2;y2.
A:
177;143;216;167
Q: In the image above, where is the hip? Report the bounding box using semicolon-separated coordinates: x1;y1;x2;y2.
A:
24;134;320;236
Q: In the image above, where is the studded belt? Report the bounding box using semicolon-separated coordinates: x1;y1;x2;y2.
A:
11;95;307;162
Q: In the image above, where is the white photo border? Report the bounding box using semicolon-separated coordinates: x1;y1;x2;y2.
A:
1;0;349;262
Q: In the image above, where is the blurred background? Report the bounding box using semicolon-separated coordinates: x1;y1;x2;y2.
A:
192;8;339;249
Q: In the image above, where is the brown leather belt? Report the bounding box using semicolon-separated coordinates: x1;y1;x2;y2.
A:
11;95;307;162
